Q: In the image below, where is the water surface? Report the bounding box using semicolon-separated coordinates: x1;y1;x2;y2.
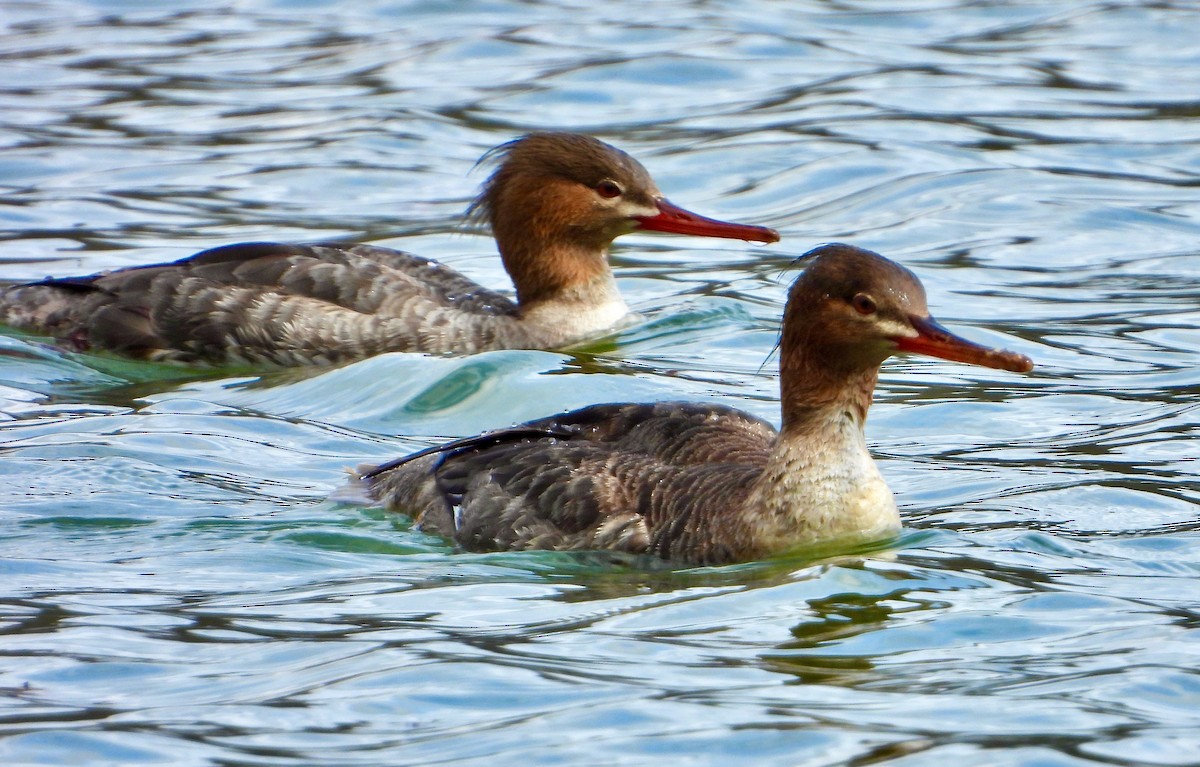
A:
2;1;1199;765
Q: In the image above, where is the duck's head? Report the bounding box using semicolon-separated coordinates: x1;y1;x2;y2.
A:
779;243;1032;425
470;132;779;304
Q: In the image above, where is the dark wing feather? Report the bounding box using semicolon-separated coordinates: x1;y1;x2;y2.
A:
364;401;778;563
359;425;577;480
22;275;104;292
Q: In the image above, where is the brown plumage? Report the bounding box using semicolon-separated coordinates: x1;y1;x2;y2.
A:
358;244;1034;565
0;132;778;366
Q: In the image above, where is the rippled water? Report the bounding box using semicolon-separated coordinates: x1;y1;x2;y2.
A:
3;1;1199;765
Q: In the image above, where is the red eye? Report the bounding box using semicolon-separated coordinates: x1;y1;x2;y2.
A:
595;180;622;198
852;293;877;315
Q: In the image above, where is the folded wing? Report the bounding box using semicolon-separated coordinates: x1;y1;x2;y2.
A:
365;402;778;561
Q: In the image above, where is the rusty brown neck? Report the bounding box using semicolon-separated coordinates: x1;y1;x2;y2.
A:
500;236;617;309
778;342;881;439
488;177;617;308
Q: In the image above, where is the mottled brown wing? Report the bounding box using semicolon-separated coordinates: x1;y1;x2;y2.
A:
365;402;778;562
72;242;519;316
1;242;519;363
517;401;778;467
324;245;517;316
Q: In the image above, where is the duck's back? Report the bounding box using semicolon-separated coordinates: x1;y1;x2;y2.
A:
0;242;521;365
364;401;779;563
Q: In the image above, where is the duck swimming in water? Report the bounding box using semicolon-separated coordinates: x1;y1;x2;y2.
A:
355;244;1033;565
0;132;778;366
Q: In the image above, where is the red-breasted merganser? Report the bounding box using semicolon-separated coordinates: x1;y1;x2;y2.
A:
355;244;1033;565
0;132;778;366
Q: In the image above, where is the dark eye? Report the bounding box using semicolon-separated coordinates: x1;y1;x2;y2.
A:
851;293;877;315
595;180;622;199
